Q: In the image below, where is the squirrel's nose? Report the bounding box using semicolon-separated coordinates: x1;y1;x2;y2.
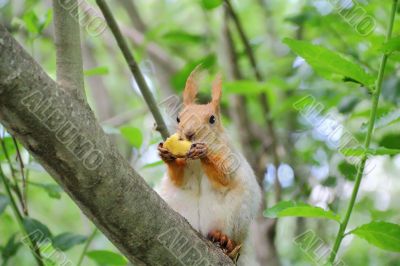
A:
185;131;195;141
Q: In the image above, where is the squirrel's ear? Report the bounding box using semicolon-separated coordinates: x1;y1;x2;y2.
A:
211;73;222;109
183;66;201;105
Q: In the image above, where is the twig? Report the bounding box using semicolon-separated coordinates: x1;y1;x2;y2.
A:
0;135;26;214
77;228;98;266
328;0;399;263
224;0;281;201
96;0;170;140
12;136;28;215
0;165;44;266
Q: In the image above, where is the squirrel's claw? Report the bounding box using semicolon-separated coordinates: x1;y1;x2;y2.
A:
207;230;241;261
158;142;176;162
186;143;207;160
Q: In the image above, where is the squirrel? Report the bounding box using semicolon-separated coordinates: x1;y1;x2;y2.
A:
156;68;261;265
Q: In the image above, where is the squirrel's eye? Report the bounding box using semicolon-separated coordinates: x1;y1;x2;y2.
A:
209;115;216;124
177;117;180;123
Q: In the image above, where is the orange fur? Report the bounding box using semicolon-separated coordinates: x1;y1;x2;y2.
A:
201;155;231;189
167;159;186;187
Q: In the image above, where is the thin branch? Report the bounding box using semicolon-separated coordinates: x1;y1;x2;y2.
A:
0;165;44;266
0;135;26;214
222;7;257;176
96;0;170;140
12;137;28;215
224;0;282;201
52;0;86;101
77;228;98;266
329;0;399;262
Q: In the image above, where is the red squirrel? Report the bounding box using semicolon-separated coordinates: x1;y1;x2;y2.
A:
156;68;261;265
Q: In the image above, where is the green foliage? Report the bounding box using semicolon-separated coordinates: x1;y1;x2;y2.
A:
86;250;128;265
380;36;400;54
379;133;400;150
0;194;10;215
264;201;341;222
200;0;223;10
1;234;22;264
84;66;110;77
29;182;63;199
52;233;87;251
119;126;143;149
224;81;269;95
162;31;206;44
351;222;400;252
0;137;15;161
22;217;52;244
283;38;375;87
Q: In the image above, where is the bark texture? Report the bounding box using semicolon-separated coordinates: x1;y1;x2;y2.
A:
53;0;85;101
0;25;233;266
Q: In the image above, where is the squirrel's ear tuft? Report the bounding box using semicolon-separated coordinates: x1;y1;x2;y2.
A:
183;65;201;105
211;73;222;109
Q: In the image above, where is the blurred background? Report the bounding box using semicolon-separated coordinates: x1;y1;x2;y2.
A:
0;0;400;265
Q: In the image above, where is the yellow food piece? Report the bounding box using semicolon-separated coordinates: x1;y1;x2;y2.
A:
164;133;192;156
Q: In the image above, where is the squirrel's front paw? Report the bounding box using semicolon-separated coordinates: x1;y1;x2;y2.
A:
207;230;241;260
158;142;177;162
186;143;207;160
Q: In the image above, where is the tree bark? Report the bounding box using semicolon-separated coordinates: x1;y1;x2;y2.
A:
0;24;233;266
53;0;86;101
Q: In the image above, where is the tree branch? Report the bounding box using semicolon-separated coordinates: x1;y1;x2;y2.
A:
0;24;233;266
52;0;86;101
95;0;169;140
224;0;282;201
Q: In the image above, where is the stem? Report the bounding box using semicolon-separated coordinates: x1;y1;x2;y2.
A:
77;228;98;266
0;135;27;214
328;0;398;263
96;0;170;140
0;166;44;266
12;136;28;215
224;0;281;201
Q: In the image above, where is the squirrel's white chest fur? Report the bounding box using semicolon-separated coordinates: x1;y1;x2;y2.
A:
156;152;261;265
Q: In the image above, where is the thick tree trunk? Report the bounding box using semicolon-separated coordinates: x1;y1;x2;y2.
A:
0;25;233;266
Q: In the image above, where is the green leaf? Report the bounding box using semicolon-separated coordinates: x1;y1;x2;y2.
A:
379;133;400;150
351;221;400;252
362;109;400;131
84;66;109;77
86;250;128;265
38;9;53;33
283;38;375;86
23;218;52;244
338;95;360;114
142;160;163;169
22;10;40;35
264;201;341;222
29;182;63;199
224;81;270;95
0;136;16;161
120;126;143;149
162;31;206;44
1;234;21;262
171;54;216;91
341;147;400;157
380;36;400;54
0;194;10;215
52;233;87;251
338;161;357;181
201;0;223;10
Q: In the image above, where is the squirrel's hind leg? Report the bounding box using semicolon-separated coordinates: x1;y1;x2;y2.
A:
207;230;241;260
